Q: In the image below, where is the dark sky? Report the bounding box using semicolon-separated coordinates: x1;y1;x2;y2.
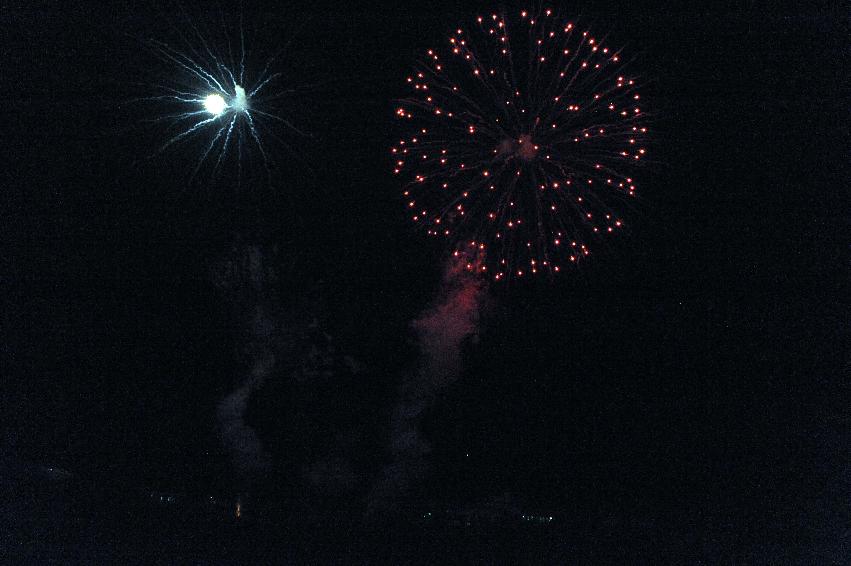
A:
1;0;847;540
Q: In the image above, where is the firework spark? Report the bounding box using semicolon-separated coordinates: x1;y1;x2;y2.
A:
393;8;651;279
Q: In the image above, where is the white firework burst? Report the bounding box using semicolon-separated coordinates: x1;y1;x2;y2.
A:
132;5;307;186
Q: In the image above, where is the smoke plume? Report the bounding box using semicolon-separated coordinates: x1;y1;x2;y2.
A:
213;244;278;478
369;260;486;511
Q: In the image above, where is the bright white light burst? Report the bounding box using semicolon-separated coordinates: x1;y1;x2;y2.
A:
204;93;228;116
138;14;305;185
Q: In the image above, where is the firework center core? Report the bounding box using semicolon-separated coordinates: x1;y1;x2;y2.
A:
203;93;227;116
498;134;539;162
515;134;538;161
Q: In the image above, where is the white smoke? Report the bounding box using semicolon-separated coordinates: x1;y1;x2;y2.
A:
213;244;277;478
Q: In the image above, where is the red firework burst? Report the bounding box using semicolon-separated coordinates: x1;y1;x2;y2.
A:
392;8;651;280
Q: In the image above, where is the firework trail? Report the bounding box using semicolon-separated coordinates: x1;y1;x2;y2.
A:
369;259;485;513
213;243;367;491
392;8;651;280
217;343;274;476
213;243;278;478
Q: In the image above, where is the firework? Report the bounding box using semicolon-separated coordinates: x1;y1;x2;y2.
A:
392;8;650;279
135;7;307;185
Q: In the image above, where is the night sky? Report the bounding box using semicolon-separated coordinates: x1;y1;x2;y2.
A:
2;0;848;561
